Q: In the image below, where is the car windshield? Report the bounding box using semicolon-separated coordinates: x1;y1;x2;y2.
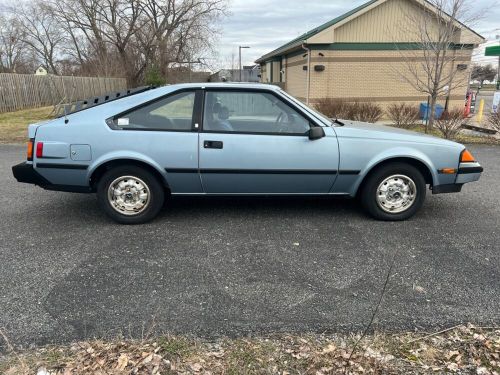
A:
278;90;332;126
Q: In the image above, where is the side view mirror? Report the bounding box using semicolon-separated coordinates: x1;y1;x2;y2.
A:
309;126;325;140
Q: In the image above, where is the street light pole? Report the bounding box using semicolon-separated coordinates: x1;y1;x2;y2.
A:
497;35;500;90
239;46;250;82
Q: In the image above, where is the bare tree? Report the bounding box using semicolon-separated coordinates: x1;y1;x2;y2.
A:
0;15;26;73
471;64;497;87
0;0;227;84
139;0;227;84
395;0;484;132
13;0;67;75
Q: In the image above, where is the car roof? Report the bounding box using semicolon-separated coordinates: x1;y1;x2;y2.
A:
166;82;282;90
65;82;283;121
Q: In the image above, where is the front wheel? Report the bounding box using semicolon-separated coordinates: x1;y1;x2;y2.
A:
360;163;426;221
97;166;165;224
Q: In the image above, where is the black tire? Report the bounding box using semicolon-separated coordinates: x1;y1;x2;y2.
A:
97;166;165;224
360;162;426;221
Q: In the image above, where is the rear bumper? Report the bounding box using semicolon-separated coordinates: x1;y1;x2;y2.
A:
12;162;51;185
433;163;483;195
12;162;91;193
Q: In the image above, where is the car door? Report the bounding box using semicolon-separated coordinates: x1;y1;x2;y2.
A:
199;89;339;194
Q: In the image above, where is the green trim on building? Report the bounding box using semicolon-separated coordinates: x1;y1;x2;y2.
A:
312;43;475;51
261;43;475;65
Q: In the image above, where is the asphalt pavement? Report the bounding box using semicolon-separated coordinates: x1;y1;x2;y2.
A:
1;144;499;350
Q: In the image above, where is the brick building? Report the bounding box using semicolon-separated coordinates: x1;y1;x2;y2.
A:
255;0;484;111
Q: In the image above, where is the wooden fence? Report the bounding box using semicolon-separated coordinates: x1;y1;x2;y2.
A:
0;74;127;113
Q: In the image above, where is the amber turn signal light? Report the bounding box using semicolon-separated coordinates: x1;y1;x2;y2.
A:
439;168;457;174
27;140;34;161
460;149;475;163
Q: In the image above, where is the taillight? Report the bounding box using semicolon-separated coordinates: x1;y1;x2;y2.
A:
460;149;476;163
27;140;34;161
36;142;44;158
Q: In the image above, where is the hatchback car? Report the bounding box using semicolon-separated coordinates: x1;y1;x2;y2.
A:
12;83;483;224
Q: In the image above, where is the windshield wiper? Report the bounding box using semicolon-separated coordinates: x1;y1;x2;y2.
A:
332;118;345;126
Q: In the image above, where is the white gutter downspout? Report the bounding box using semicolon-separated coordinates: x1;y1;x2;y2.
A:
302;42;311;106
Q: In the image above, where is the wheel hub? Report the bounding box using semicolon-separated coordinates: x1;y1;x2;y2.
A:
107;176;151;216
376;174;417;214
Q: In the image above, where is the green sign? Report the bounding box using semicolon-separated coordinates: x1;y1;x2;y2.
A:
485;45;500;56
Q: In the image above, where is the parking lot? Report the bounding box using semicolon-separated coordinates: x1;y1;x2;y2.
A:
1;144;499;350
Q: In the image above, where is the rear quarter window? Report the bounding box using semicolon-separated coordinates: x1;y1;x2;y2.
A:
110;91;196;131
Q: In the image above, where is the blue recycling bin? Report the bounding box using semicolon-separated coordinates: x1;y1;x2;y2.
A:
420;103;444;120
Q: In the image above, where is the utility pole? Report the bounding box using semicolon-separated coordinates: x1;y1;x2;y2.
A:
239;46;250;82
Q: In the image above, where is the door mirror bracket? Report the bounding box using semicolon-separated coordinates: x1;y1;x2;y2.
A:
309;127;325;140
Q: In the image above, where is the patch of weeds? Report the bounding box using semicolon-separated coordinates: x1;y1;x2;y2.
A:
225;339;277;375
157;336;194;358
42;348;68;368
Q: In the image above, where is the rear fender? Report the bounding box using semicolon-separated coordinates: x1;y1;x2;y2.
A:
88;151;169;186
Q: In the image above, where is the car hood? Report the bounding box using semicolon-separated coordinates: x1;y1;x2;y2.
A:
334;120;462;148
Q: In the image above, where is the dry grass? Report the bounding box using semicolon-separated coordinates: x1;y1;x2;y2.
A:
0;107;54;144
1;325;499;374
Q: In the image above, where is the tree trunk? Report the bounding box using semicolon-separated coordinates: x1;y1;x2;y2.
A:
427;94;438;133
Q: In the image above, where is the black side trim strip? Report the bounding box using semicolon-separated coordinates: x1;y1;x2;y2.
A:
338;170;360;175
37;163;88;170
458;166;484;174
165;168;338;175
201;169;338;175
166;168;198;174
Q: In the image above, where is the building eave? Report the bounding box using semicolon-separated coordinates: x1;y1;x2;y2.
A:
255;0;485;64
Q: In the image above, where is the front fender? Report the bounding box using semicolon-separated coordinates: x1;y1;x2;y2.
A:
351;147;439;196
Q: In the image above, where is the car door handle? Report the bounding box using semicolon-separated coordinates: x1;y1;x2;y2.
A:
204;140;223;149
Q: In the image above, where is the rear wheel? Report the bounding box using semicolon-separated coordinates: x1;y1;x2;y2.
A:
361;163;426;221
97;166;164;224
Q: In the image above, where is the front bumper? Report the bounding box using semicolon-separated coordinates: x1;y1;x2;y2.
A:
12;162;51;186
432;162;483;195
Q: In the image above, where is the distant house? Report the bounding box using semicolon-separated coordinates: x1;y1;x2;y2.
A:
256;0;484;110
208;65;261;83
34;66;48;76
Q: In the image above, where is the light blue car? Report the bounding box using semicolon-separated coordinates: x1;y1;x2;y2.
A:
12;83;483;224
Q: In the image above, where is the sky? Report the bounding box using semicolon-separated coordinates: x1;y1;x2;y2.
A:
216;0;500;68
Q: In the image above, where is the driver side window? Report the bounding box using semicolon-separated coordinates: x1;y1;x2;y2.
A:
203;91;311;135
